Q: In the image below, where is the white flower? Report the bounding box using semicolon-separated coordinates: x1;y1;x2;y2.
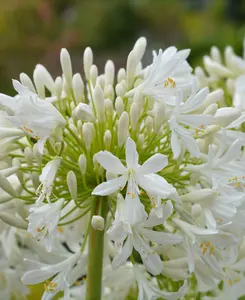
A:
92;137;176;197
0;80;66;153
36;158;61;204
22;251;81;299
27;198;64;251
133;265;187;300
107;193;183;275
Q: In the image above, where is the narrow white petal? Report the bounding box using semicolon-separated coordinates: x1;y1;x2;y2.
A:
139;227;183;245
92;175;127;196
137;153;168;175
96;151;126;174
171;131;181;159
126;137;138;169
112;236;133;269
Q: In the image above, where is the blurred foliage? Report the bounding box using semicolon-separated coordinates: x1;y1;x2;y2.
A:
0;0;245;95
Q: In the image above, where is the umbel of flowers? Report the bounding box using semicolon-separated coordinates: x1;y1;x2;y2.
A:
1;37;245;300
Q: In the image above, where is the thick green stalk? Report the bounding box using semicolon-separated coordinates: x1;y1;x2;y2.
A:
86;197;107;300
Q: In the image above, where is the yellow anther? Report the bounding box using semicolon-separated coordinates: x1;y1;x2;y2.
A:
36;228;42;233
23;125;33;133
217;218;223;223
227;279;233;286
200;241;214;255
44;281;57;293
57;226;64;233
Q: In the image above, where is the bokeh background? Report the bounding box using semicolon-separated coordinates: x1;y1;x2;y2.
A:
1;0;245;299
1;0;245;96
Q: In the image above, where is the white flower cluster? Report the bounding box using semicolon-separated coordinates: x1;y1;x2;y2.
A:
1;36;245;300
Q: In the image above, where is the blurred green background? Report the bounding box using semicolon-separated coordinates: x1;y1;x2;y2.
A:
1;0;245;96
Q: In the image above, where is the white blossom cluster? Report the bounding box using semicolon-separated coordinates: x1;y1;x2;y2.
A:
1;37;245;300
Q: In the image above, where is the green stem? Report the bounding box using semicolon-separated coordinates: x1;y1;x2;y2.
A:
86;197;108;300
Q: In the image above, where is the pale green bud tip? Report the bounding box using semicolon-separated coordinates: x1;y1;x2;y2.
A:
91;215;105;231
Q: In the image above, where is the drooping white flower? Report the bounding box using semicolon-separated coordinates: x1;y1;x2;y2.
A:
27;198;64;251
0;80;66;153
36;158;61;204
108;193;183;275
92;137;176;197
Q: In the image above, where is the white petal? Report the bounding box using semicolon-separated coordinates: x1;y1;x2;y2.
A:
124;190;147;225
137;153;168;175
137;174;176;198
112;236;133;269
143;200;173;227
21;270;55;285
139;227;183;245
92;175;127;196
126;137;138;169
171;131;181;159
96;151;126;174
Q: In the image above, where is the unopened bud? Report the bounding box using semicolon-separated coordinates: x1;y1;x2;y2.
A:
12;158;23;184
82;123;93;151
60;48;73;87
203;103;218;115
74;103;95;122
130;102;140;131
67;171;77;200
93;85;105;122
146;116;153;135
0;212;27;230
91;215;105;231
214;107;241;127
133;37;147;62
24;147;33;165
19;73;36;93
72;73;84;104
126;50;138;88
105;60;115;85
104;98;113;115
78;154;87;175
96;75;106;90
104;130;112;150
55;76;63;99
90;65;98;87
34;64;55;97
210;46;222;64
0;173;17;197
117;68;126;83
138;134;144;148
118;111;129;146
115;97;124;116
83;47;93;80
104;84;114;99
33;143;42;165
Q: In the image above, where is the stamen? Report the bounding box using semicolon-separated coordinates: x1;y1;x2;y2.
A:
200;241;214;255
23;125;33;134
44;281;57;293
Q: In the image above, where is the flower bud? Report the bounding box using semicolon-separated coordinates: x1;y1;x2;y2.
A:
90;65;98;87
210;46;222;64
0;173;17;197
33;143;42;165
105;60;115;86
69;123;78;136
0;127;24;139
0;211;27;229
93;85;105;122
203;103;218;115
78;154;87;175
60;48;73;87
82;123;93;151
146;116;153;135
214;107;241;127
116;83;126;97
96;75;106;90
24;147;33;165
67;170;77;200
104;130;112;150
194;66;208;88
118;111;129;146
19;73;36;93
117;68;126;82
74;103;95;122
226;78;235;95
138;134;144;148
104;98;113;115
34;64;55;97
203;55;232;77
91;215;105;231
130;102;140;131
12;158;23;184
83;47;93;80
126;50;138;88
104;84;114;99
55;76;63;99
115;97;124;116
204;89;224;107
72;73;84;104
133;37;147;62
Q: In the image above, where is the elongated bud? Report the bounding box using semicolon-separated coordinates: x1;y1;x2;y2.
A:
210;46;222;64
204;89;224;106
12;158;23;184
83;47;93;80
104;98;113;115
104;84;114;99
115;97;124;116
69;124;78;136
0;212;27;230
126;50;138;88
90;65;98;87
74;103;95;122
133;37;147;62
155;102;166;133
118;111;129;146
0;127;24;139
60;48;73;87
203;56;232;77
93;85;105;122
34;64;55;97
82;123;93;151
0;166;18;177
130;102;140;131
91;215;105;231
146;116;153;135
214;107;241;127
116;83;126;97
226;79;235;95
180;189;218;203
104;130;112;150
67;171;77;200
105;60;115;85
0;174;17;197
72;73;84;104
138;134;144;148
19;73;36;93
96;75;106;90
24;147;33;165
55;76;63;99
117;68;126;82
203;103;218;115
194;66;208;88
78;154;87;175
33;143;42;165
